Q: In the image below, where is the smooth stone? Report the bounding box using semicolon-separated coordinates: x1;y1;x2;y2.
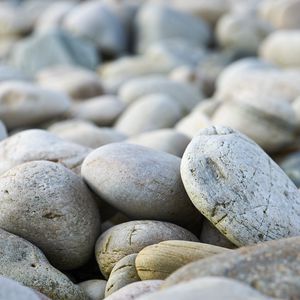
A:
0;64;30;82
0;276;50;300
63;0;126;56
78;280;107;300
48;119;127;148
0;81;70;130
37;65;103;100
0;129;90;175
105;254;140;296
0;229;88;300
280;151;300;187
200;219;237;249
82;143;200;226
137;277;274;300
127;129;191;157
260;30;300;68
119;76;203;114
163;236;300;299
105;281;162;300
94;220;199;278
211;93;297;152
0;121;7;141
136;240;231;280
115;94;182;136
0;160;101;270
135;3;210;53
68;96;125;126
181;126;300;246
11;28;99;75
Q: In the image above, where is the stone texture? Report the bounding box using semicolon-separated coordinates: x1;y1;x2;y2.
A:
0;120;7;141
0;160;101;270
78;279;106;300
280;151;300;187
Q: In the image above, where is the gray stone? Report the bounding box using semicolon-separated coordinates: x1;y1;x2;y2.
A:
0;160;101;270
181;126;300;246
280;151;300;187
0;121;7;141
78;279;106;300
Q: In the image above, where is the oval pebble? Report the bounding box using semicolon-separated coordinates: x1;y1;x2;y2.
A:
78;280;107;300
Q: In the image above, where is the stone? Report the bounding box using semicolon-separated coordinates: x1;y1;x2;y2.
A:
78;280;107;300
0;81;70;130
37;65;103;100
119;76;203;114
135;3;210;53
181;126;300;246
11;28;99;75
115;94;182;136
0;64;30;82
163;236;300;299
48;119;127;149
0;228;88;300
94;220;199;278
82;143;200;227
0;121;7;141
0;160;101;270
127;129;191;157
260;30;300;68
138;277;274;300
63;0;126;56
0;129;90;175
68;95;125;126
105;281;162;300
0;276;51;300
279;151;300;187
136;240;231;280
105;254;140;296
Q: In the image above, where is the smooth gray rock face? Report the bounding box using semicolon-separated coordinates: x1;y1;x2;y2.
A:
82;143;200;226
0;129;90;175
280;151;300;187
181;126;300;246
0;160;101;270
94;220;199;278
0;229;88;300
115;94;183;136
104;280;163;300
11;29;99;75
105;254;140;296
163;236;300;299
0;121;7;141
0;64;30;82
0;81;70;130
135;3;210;53
78;280;106;300
138;277;274;300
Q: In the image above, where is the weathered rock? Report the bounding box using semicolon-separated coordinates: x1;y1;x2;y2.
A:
0;160;101;270
0;121;7;141
0;81;70;130
138;277;274;300
136;240;231;280
11;29;99;75
105;254;140;296
82;143;200;226
115;94;182;135
0;129;90;175
68;95;125;126
280;151;300;187
78;279;106;300
181;126;300;246
37;65;103;100
127;129;191;157
163;236;300;299
0;229;88;300
48;119;127;148
105;281;162;300
260;30;300;68
94;220;199;278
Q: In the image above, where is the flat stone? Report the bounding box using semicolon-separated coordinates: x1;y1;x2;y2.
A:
78;279;107;300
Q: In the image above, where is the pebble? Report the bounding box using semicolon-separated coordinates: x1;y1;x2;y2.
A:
0;129;90;175
279;151;300;187
163;236;300;299
78;279;107;300
135;240;231;280
181;126;300;246
0;81;70;130
48;119;127;149
0;228;88;300
105;253;140;296
0;160;101;270
0;64;30;82
0;121;7;141
94;220;199;278
82;142;200;226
